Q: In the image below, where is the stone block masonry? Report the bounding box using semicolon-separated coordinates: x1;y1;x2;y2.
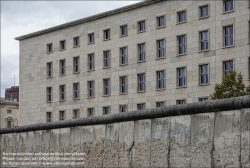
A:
0;96;250;167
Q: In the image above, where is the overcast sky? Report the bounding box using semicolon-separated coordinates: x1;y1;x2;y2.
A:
0;1;140;97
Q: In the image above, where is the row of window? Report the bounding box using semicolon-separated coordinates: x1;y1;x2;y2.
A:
46;60;234;102
46;0;236;53
46;97;209;122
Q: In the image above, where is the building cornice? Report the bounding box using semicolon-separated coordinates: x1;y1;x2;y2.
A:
14;0;163;41
0;101;19;106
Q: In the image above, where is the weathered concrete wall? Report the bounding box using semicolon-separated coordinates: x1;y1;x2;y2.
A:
0;108;249;167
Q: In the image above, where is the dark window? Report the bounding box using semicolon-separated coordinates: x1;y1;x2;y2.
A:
138;73;146;92
47;43;52;53
73;57;79;73
137;103;146;110
156;102;165;108
199;64;209;85
88;108;94;117
120;76;127;94
120;25;128;36
104;29;111;40
177;100;186;105
59;85;65;101
88;81;95;98
60;59;66;75
157;16;165;28
88;33;94;43
138;20;146;32
177;35;186;55
177;67;186;87
103;50;111;68
223;25;234;47
47;62;53;77
47;87;52;102
157;39;165;58
73;37;80;47
199;98;209;102
60;40;66;50
223;60;234;74
200;5;209;18
223;0;234;12
73;83;79;99
103;78;110;96
120;47;128;65
120;105;127;112
103;106;110;115
200;31;209;51
156;71;165;89
177;11;186;23
46;112;52;122
7;121;12;128
88;54;95;70
138;43;146;62
73;109;79;119
59;111;65;121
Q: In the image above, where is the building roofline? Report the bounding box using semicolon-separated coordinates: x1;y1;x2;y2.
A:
14;0;163;41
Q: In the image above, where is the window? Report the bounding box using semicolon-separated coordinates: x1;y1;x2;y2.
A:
46;112;52;122
47;43;52;53
199;98;209;102
103;78;110;96
223;0;234;12
177;35;186;55
103;106;110;115
87;81;95;98
156;71;165;89
88;108;94;117
103;50;111;68
59;59;66;75
177;100;186;105
120;105;127;112
157;39;165;58
138;43;146;62
223;60;234;74
177;67;186;87
120;47;128;65
138;20;146;32
223;25;234;47
199;64;209;85
157;15;165;28
199;5;209;18
73;37;80;47
177;10;186;23
59;111;65;121
120;25;128;36
73;57;79;73
46;87;52;102
47;62;53;77
120;76;127;94
59;85;66;101
7;110;12;114
88;54;95;70
73;83;79;99
156;102;165;108
249;57;250;79
104;29;111;40
7;120;12;128
60;40;66;50
73;109;79;119
199;31;209;51
88;33;94;44
137;103;146;110
138;73;146;92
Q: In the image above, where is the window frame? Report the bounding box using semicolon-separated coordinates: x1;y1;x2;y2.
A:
156;39;165;59
156;15;165;28
177;10;187;24
60;40;66;50
222;25;234;48
59;59;66;76
120;46;128;65
103;29;111;41
248;57;250;79
222;59;234;75
59;85;66;101
177;34;187;56
47;43;53;54
87;80;95;98
199;30;210;52
87;108;95;117
156;101;165;108
73;56;80;74
59;110;66;121
46;62;53;78
176;67;187;88
103;106;110;115
73;83;80;100
198;97;209;102
223;0;234;13
88;33;95;44
138;43;146;62
176;99;186;105
137;103;146;110
73;36;80;47
137;20;146;33
199;4;210;19
119;75;128;94
199;64;210;85
88;53;95;71
119;104;127;113
120;24;128;37
46;112;52;122
73;109;80;119
137;73;146;92
103;50;111;68
156;70;165;90
103;78;111;96
46;87;52;102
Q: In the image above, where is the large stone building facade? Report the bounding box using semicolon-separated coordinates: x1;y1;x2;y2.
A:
0;98;19;128
15;0;250;125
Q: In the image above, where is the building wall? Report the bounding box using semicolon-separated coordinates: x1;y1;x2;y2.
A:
0;99;19;129
19;1;250;125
